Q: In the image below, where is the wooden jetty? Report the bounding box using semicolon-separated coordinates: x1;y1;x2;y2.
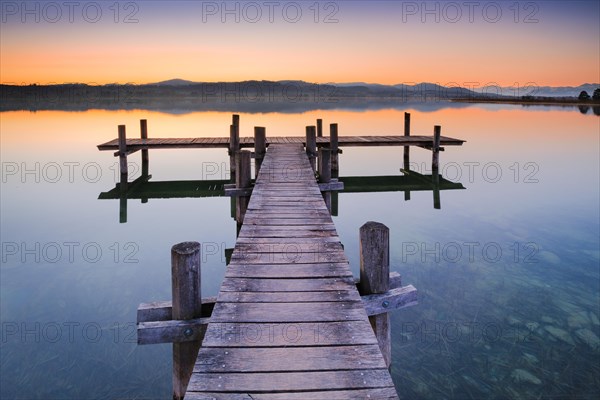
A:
189;144;402;398
98;114;466;398
97;113;465;184
136;144;417;399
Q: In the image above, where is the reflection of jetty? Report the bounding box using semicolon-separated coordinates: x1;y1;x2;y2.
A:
97;114;465;399
98;171;465;221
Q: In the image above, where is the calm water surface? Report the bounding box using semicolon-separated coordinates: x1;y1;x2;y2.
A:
1;104;599;399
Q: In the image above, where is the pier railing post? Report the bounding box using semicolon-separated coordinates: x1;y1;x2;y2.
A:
432;125;441;171
330;123;339;177
318;148;331;183
235;150;251;225
229;115;240;182
254;127;266;177
306;126;317;172
403;113;411;201
359;222;392;368
118;125;128;182
118;125;128;223
140;119;149;180
171;242;202;400
316;118;323;137
403;112;410;170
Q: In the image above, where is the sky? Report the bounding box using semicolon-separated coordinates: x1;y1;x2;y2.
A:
1;0;599;86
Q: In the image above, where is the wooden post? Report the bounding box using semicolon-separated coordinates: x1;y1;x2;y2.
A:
118;125;129;222
229;124;240;182
331;191;339;217
254;126;266;177
306;126;317;172
403;113;411;201
359;222;391;368
403;113;410;170
171;242;202;400
235;150;251;223
140;119;149;179
318;148;331;183
119;184;127;224
433;169;441;210
316;118;323;137
330;123;339;177
323;191;332;214
118;125;128;182
432;125;441;171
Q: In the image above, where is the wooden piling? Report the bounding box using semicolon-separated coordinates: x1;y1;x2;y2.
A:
235;150;251;223
318;148;331;183
306;126;317;172
433;169;441;210
432;125;441;171
171;242;202;400
403;113;411;200
118;125;128;181
403;113;410;170
317;118;323;137
140;119;149;179
254;127;266;177
229;115;240;182
359;222;391;368
330;123;339;177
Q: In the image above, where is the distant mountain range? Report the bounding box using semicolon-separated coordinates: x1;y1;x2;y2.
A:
1;79;598;113
148;79;598;98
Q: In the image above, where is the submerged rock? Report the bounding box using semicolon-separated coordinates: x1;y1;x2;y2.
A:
568;312;590;329
544;326;575;345
541;316;558;324
522;352;539;364
511;369;542;385
589;312;599;326
575;329;600;351
525;322;539;332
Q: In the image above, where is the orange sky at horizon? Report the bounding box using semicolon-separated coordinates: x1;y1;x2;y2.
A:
1;1;598;87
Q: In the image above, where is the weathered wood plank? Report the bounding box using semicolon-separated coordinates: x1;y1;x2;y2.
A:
362;285;418;316
192;344;386;373
185;388;399;400
219;277;356;292
187;369;395;392
195;320;381;348
217;290;361;303
224;263;352;279
231;249;348;264
137;298;215;323
209;301;368;323
137;318;208;345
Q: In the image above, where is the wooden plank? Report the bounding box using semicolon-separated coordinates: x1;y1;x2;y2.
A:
237;228;338;239
200;320;379;347
187;369;395;392
242;217;334;225
192;344;386;373
219;277;356;292
217;290;361;303
230;249;348;264
137;317;208;345
186;388;399;400
137;298;215;323
225;262;351;278
209;301;368;323
362;285;418;316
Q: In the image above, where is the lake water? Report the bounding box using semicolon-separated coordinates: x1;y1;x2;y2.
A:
1;103;599;399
